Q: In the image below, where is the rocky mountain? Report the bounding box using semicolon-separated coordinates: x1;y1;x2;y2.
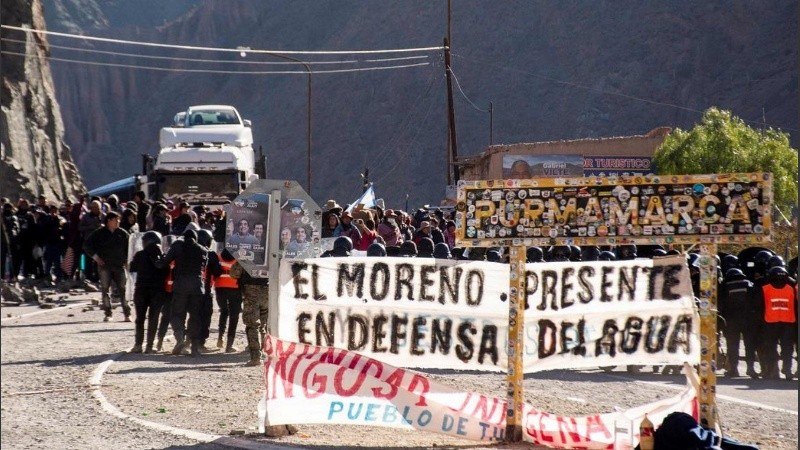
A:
40;1;797;207
0;0;85;203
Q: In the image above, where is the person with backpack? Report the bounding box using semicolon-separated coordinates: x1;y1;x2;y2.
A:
157;229;209;356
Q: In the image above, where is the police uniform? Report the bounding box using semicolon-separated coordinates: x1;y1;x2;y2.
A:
214;254;242;352
230;261;269;365
753;269;798;379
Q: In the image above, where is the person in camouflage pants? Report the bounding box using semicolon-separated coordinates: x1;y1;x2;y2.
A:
229;258;298;437
230;261;269;366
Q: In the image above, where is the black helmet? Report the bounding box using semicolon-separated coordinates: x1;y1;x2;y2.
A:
141;231;162;248
433;243;451;259
722;254;740;271
182;229;197;243
366;242;387;257
767;255;786;269
197;229;213;247
617;245;637;260
549;246;571;262
526;247;544;263
725;268;745;280
769;265;789;280
581;246;600;261
599;251;616;261
486;249;502;263
652;248;668;258
569;245;582;262
333;236;353;256
417;237;435;257
754;250;774;268
399;241;417;257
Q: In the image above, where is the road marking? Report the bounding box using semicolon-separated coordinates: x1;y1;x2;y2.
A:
90;353;297;449
603;373;798;416
0;301;90;322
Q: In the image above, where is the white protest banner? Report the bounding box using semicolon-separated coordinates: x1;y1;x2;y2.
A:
278;255;699;373
261;336;698;448
279;257;509;371
521;255;700;372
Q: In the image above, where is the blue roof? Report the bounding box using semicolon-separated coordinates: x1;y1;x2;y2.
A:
88;176;138;198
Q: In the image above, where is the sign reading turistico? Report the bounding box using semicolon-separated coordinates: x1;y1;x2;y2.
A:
455;173;773;247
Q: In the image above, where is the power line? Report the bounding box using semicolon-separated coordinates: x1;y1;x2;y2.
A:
1;24;444;55
0;51;430;75
1;37;432;66
452;53;799;133
449;67;488;113
370;68;442;171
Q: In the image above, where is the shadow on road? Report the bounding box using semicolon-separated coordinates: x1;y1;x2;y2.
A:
1;320;98;329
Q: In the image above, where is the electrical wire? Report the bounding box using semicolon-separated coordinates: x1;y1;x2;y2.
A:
0;51;430;75
1;24;445;55
369;66;442;171
448;67;489;113
372;75;444;186
452;53;799;133
1;37;432;66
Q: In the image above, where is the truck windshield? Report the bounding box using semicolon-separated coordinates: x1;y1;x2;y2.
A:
156;172;240;205
187;108;240;126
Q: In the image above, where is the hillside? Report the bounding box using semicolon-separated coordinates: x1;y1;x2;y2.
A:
41;1;797;207
0;0;85;202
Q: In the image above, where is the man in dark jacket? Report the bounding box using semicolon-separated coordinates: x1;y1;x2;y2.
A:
129;231;167;353
157;229;208;356
197;229;222;352
84;212;131;321
132;191;151;231
719;268;756;378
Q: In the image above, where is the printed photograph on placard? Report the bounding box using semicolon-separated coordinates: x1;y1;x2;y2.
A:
502;154;584;178
279;198;319;258
225;192;270;265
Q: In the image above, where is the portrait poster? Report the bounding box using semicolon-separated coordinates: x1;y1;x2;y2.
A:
278;198;321;259
502;154;584;179
226;192;270;265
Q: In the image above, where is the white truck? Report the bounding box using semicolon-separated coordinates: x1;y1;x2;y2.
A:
90;105;265;208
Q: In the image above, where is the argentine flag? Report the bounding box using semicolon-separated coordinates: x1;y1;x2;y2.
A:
346;183;377;212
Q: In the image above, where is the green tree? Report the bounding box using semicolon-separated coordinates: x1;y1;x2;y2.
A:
654;107;798;212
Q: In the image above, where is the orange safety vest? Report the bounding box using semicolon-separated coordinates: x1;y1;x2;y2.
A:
214;257;239;289
164;261;176;293
762;283;797;324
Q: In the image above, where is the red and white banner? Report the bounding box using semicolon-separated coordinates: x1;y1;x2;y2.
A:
278;256;699;373
261;336;698;448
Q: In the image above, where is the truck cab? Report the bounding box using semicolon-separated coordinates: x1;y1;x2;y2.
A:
144;105;259;208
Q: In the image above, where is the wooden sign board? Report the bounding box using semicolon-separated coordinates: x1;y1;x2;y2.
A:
455;172;773;247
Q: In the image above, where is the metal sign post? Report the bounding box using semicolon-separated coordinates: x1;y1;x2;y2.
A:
506;245;527;441
697;243;719;427
454;173;773;441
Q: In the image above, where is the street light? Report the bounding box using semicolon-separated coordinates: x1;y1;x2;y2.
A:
238;47;313;196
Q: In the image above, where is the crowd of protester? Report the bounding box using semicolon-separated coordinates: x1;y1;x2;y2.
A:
0;193;796;379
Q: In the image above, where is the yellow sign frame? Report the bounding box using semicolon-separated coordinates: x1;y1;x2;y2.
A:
453;173;772;442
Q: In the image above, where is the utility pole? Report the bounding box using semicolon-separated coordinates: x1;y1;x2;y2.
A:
444;37;459;185
489;101;494;145
361;166;370;192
